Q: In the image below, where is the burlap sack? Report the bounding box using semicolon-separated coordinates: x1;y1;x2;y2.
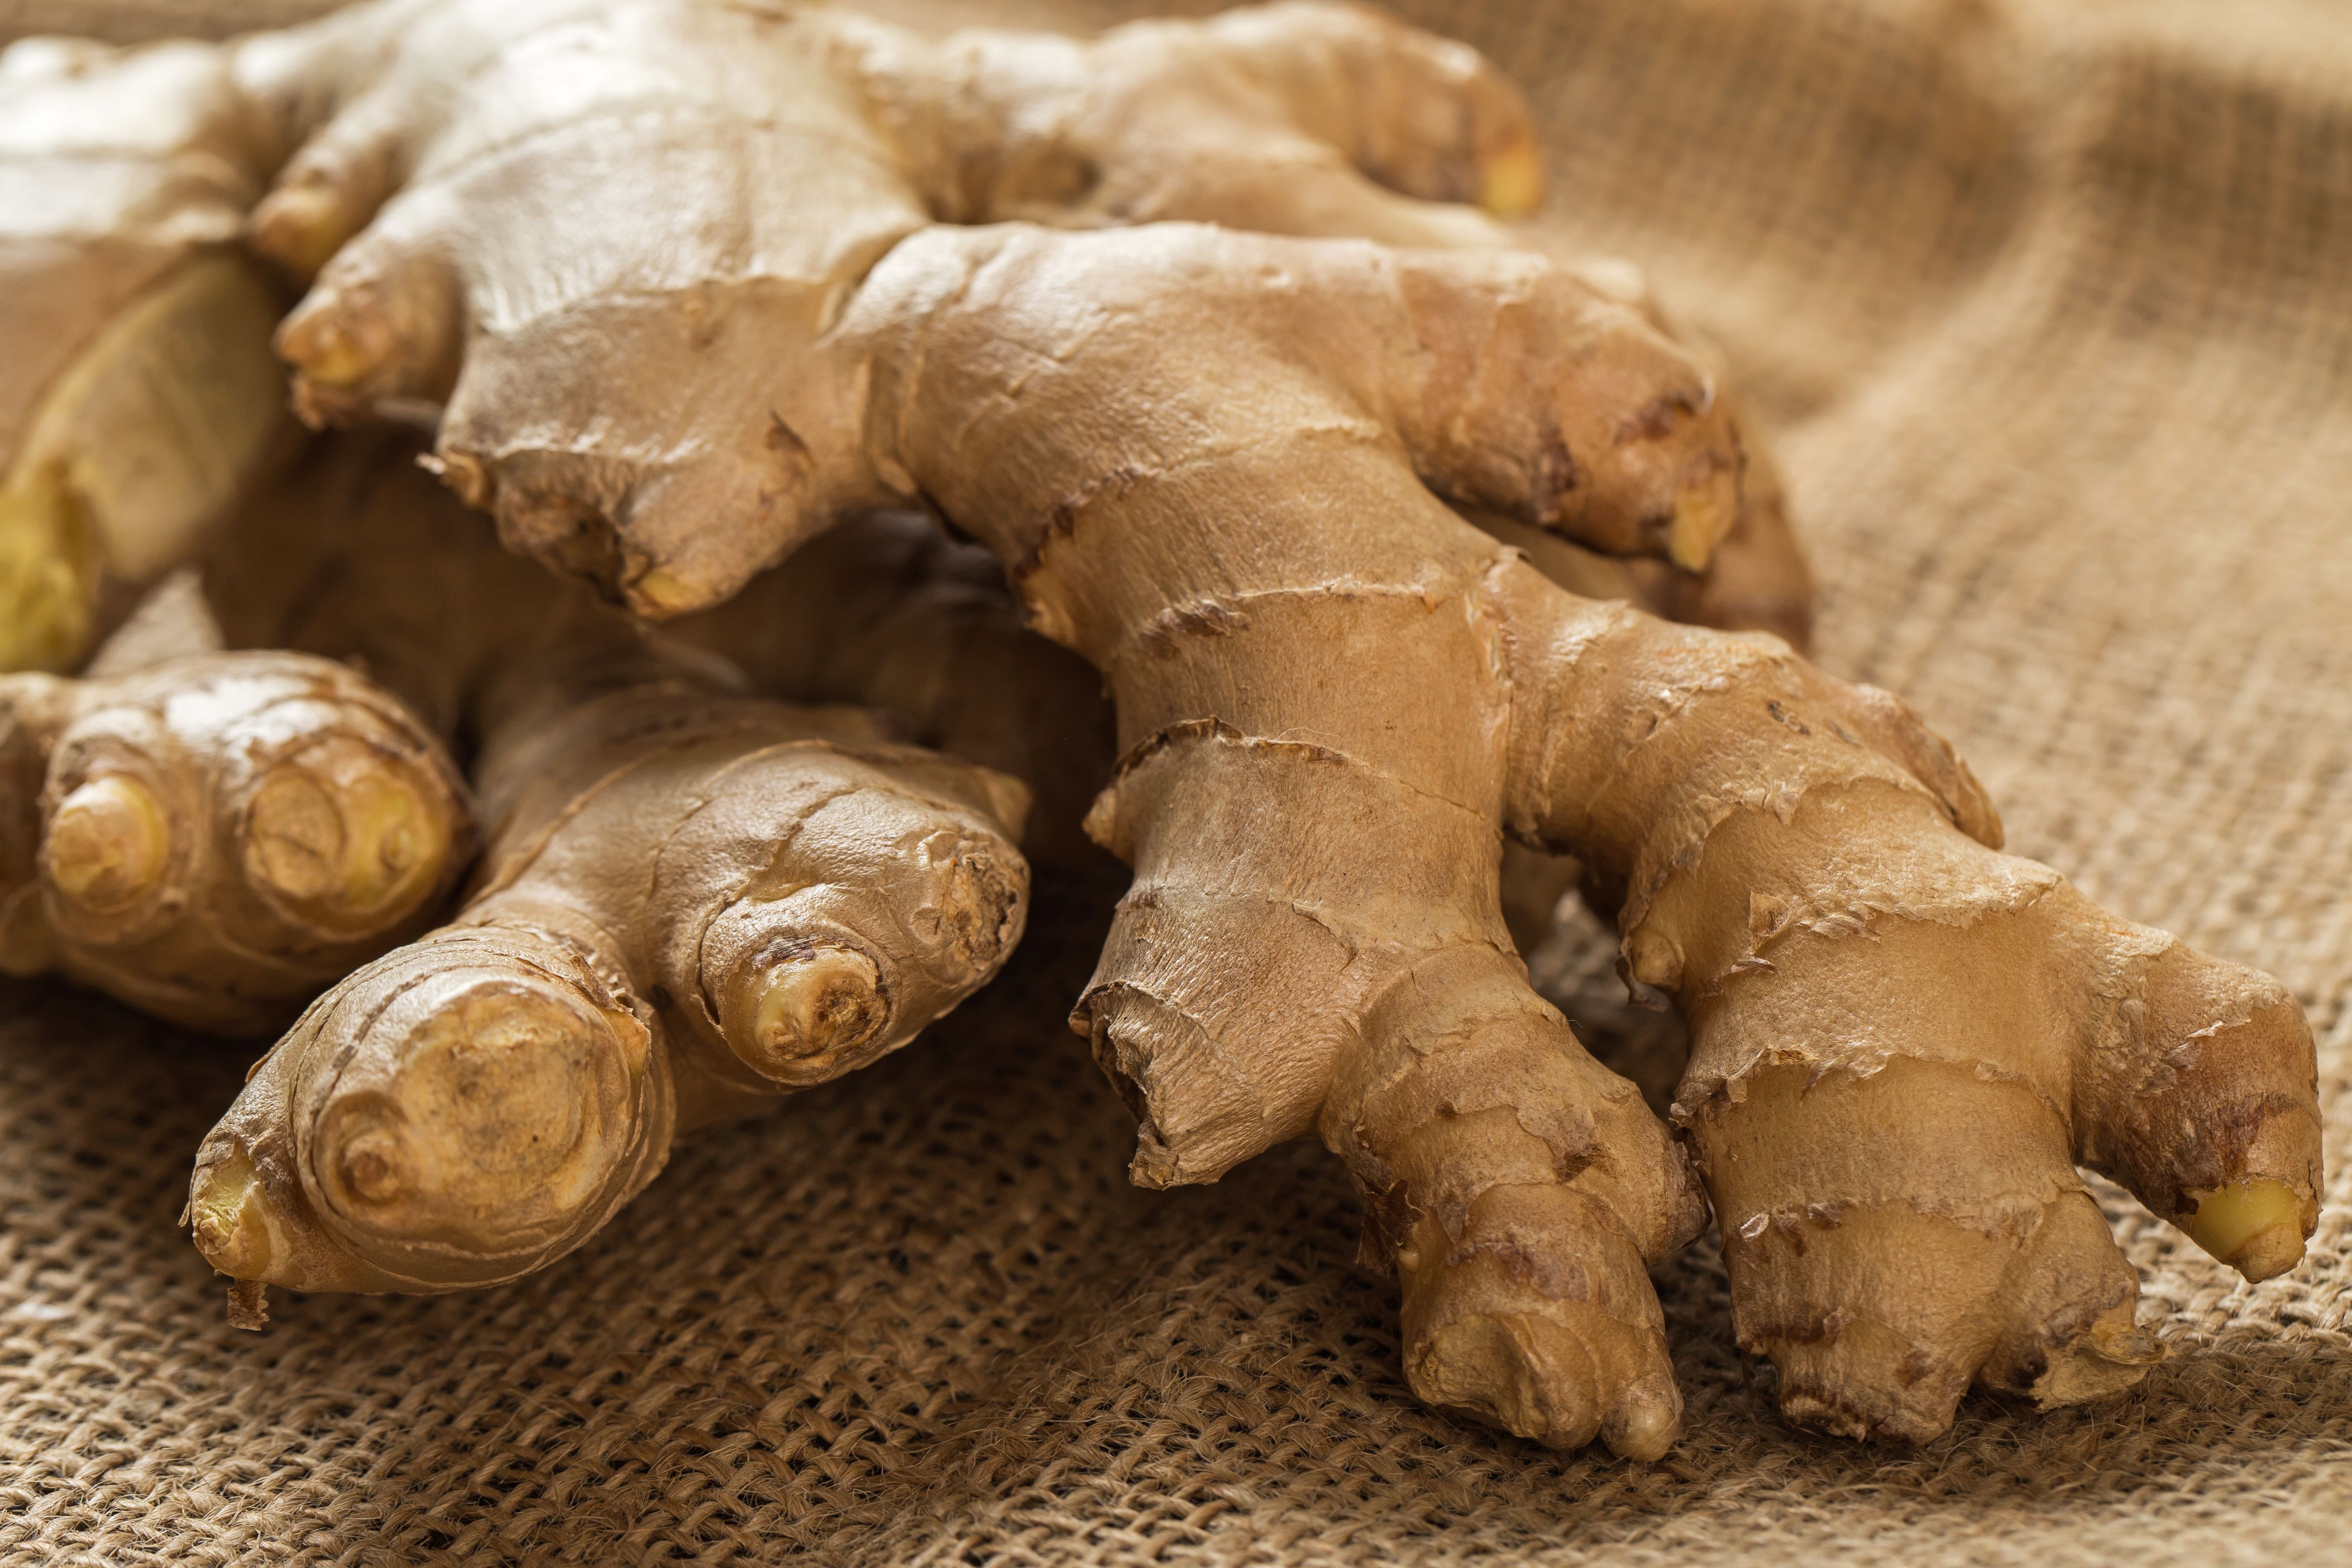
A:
3;0;2347;1561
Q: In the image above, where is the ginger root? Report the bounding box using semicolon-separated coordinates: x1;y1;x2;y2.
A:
178;0;2315;1453
0;34;295;671
7;0;2313;1458
187;431;1030;1298
842;221;2317;1450
0;634;472;1033
190;679;1025;1295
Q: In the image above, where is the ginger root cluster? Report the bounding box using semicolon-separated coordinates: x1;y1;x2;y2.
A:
0;0;2318;1458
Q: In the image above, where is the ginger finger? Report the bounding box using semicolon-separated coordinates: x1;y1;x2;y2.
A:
0;34;296;671
185;430;1028;1300
851;0;1539;244
915;25;1818;657
224;0;935;613
189;646;1027;1298
1326;942;1703;1457
843;224;1743;608
0;645;472;1032
232;0;593;282
1495;581;2322;1442
835;222;1727;1456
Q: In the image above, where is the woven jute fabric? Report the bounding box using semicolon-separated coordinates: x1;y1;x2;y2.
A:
5;0;2351;1561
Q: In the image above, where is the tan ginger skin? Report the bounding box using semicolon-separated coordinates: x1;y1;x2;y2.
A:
0;0;1802;667
186;431;1031;1313
169;425;1724;1339
0;637;472;1034
0;34;296;672
0;0;2320;1457
192;685;1025;1312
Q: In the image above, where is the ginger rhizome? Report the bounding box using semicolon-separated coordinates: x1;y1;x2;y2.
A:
5;0;2320;1456
836;222;2313;1448
0;633;472;1033
272;105;2314;1446
186;432;1030;1302
0;33;294;672
1;0;1805;651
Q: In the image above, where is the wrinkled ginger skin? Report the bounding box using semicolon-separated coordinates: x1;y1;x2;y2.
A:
187;438;1031;1299
1496;588;2324;1441
0;649;472;1032
0;34;296;671
830;219;2319;1451
192;684;1028;1295
122;0;2310;1455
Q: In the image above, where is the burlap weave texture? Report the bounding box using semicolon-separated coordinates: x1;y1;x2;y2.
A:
3;0;2349;1561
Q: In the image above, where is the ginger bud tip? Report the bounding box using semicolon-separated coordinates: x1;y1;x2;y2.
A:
1478;141;1545;218
249;185;346;279
45;774;170;911
2183;1177;2306;1282
1602;1373;1681;1462
336;1130;409;1203
1668;469;1737;573
1625;925;1684;990
628;566;706;619
277;298;387;391
190;1148;277;1281
243;744;448;927
733;943;886;1078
